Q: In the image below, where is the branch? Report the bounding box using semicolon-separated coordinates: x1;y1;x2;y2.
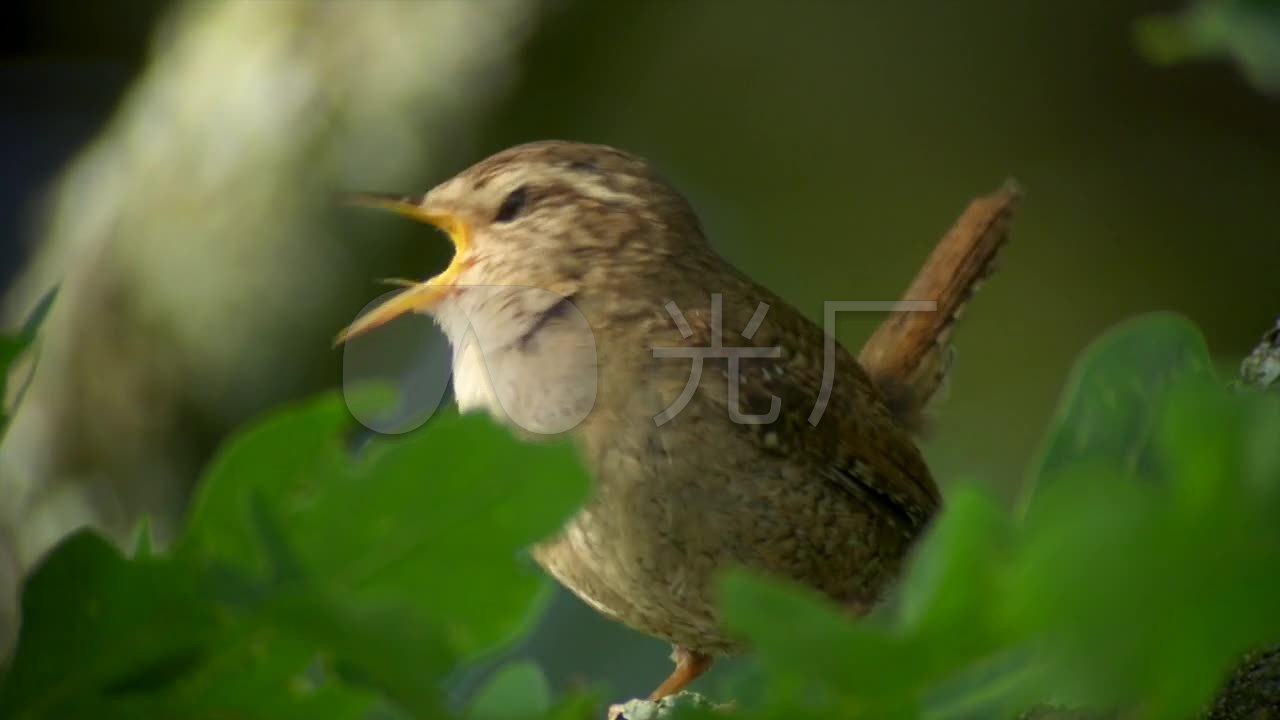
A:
1237;317;1280;391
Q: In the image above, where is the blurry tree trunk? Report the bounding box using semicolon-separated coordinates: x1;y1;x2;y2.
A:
0;0;547;657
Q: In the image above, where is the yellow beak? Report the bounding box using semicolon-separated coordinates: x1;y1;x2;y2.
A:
334;193;471;346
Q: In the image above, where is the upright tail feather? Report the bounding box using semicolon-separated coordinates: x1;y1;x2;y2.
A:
859;180;1022;435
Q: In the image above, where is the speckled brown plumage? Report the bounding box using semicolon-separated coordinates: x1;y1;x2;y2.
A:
341;140;942;700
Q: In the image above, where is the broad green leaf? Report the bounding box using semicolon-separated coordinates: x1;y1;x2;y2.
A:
177;393;352;576
1136;0;1280;96
890;487;1045;719
542;691;603;720
922;647;1044;720
256;583;452;717
99;630;382;720
1020;312;1214;512
0;533;381;720
2;387;590;718
0;532;216;718
467;660;551;720
894;485;1008;646
1158;380;1280;510
1004;385;1280;716
178;390;589;713
719;570;921;719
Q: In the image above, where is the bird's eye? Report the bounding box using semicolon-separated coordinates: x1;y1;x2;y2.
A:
494;186;528;223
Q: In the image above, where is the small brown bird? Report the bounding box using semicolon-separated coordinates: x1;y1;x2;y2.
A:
338;141;942;701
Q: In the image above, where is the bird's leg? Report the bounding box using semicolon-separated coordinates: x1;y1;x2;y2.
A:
648;647;713;700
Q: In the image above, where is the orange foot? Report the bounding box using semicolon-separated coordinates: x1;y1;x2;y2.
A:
648;647;714;701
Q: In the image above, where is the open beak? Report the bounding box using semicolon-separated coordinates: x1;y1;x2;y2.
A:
334;192;471;345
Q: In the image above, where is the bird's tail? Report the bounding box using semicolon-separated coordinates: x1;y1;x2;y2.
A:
858;180;1022;436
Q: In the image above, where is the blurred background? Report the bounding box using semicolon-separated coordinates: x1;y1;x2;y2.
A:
1;0;1277;703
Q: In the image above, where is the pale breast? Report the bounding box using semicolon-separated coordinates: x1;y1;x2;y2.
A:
444;297;599;437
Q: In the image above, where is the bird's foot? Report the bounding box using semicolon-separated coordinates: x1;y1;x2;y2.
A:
649;647;714;700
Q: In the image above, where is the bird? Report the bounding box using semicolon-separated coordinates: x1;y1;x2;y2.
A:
337;140;942;701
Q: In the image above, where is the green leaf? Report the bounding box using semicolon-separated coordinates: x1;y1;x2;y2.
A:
467;661;551;720
0;337;27;433
1019;311;1215;512
720;570;921;719
131;517;154;559
2;386;591;718
0;284;58;436
1003;381;1280;716
0;534;385;720
102;630;383;720
0;532;216;718
1136;0;1280;96
543;691;602;720
182;391;588;653
177;390;588;714
894;485;1008;644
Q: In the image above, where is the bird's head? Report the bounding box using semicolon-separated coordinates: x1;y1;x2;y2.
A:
336;141;707;345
